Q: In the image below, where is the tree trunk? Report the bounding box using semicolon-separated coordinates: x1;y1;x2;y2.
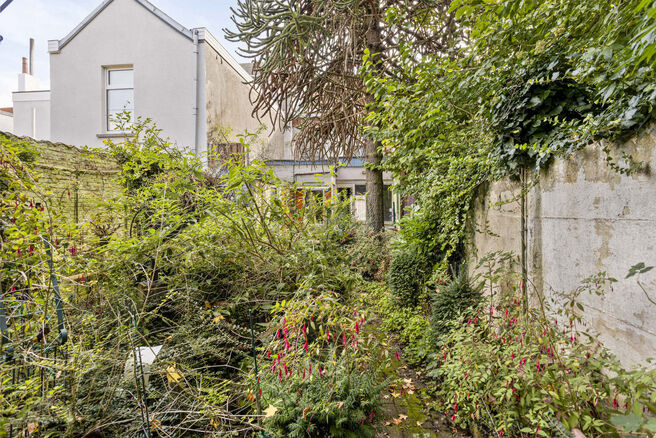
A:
365;139;385;232
364;8;385;233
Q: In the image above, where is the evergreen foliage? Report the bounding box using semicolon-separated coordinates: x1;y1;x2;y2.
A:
430;269;482;340
387;247;428;307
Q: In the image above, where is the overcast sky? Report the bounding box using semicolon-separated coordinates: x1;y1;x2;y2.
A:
0;0;244;107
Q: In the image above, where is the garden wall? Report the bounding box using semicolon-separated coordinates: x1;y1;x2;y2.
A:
1;131;121;231
469;127;656;367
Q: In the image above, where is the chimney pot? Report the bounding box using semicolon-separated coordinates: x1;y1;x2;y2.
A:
29;38;34;75
22;57;27;74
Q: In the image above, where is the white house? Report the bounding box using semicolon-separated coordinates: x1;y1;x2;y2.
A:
12;0;281;159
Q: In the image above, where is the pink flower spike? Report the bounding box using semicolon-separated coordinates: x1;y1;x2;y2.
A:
395;351;400;360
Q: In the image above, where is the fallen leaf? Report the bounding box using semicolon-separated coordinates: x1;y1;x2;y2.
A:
264;405;278;418
399;414;408;420
166;366;183;383
417;421;424;426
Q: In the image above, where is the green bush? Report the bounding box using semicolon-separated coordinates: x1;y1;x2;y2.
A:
387;248;428;307
430;269;483;340
347;228;391;281
259;291;388;438
429;277;656;437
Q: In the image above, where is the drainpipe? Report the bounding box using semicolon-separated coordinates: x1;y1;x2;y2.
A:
192;30;199;156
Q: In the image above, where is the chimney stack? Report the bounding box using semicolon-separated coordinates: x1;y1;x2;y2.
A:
29;38;34;75
22;57;27;74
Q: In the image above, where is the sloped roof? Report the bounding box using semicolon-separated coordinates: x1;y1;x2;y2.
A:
46;0;253;82
49;0;193;52
0;107;13;114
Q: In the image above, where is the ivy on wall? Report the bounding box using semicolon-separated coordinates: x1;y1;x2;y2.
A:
364;0;656;265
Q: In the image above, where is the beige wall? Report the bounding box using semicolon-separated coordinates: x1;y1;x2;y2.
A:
469;129;656;367
49;0;196;149
203;41;285;162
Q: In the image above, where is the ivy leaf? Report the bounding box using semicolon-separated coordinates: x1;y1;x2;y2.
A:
610;413;643;432
626;262;653;278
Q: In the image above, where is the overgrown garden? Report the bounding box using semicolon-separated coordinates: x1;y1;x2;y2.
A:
3;0;656;436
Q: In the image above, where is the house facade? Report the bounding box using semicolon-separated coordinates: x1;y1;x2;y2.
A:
12;0;280;159
7;0;401;224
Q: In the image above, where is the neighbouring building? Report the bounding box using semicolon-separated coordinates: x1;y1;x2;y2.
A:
0;107;12;133
7;0;401;224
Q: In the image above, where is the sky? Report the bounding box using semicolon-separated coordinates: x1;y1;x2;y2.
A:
0;0;244;107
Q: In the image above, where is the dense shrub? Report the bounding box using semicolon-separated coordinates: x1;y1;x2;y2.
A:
347;228;391;281
367;281;433;366
430;269;483;340
258;291;388;437
428;278;656;437
387;247;429;307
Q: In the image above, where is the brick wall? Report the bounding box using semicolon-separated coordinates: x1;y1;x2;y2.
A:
1;131;122;236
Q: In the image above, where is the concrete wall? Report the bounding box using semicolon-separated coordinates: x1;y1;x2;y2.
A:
469;129;656;367
12;91;51;140
49;0;196;149
203;39;285;162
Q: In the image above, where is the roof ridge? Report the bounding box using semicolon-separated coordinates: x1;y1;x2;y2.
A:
49;0;193;53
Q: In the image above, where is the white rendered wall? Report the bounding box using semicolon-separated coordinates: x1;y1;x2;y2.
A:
0;112;13;133
49;0;196;149
12;91;51;140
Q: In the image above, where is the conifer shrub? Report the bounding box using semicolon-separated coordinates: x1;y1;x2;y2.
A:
430;269;483;340
258;291;388;438
387;247;428;307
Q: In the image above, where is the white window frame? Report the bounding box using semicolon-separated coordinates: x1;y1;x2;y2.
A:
104;66;134;132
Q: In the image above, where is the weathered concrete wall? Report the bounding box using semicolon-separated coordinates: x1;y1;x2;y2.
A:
203;41;285;163
469;128;656;367
1;132;121;237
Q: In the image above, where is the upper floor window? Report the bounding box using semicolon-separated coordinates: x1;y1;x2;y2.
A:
105;67;133;131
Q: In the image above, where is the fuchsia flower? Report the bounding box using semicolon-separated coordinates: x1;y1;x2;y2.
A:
369;411;373;423
355;321;360;334
395;351;400;360
342;334;347;347
499;429;504;436
303;340;309;352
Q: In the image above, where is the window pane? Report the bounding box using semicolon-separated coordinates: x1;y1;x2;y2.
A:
355;184;367;196
108;69;133;87
384;185;393;222
107;89;134;112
